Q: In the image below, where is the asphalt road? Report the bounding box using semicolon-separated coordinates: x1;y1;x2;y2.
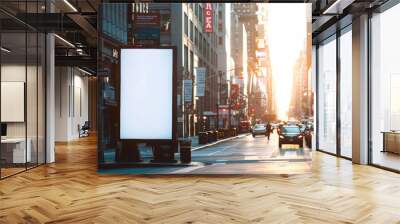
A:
191;131;311;165
100;131;312;175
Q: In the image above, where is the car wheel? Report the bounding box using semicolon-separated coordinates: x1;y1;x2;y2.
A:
299;141;304;148
252;134;255;138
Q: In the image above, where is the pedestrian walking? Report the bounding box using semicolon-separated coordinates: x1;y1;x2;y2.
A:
266;122;272;140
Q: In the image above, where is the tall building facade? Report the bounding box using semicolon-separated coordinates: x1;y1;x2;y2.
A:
133;3;230;136
289;42;313;120
215;3;232;128
231;15;249;123
231;3;259;122
256;4;276;121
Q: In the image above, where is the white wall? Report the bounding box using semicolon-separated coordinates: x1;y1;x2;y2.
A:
55;67;89;141
1;65;40;137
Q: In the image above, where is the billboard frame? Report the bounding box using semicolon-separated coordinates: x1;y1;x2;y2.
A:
118;46;177;144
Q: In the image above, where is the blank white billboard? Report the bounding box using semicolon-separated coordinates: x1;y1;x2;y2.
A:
120;48;173;140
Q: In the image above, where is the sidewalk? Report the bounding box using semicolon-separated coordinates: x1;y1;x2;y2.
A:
138;134;249;158
188;133;250;151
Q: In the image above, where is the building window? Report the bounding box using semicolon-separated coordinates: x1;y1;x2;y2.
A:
190;20;193;41
203;37;206;56
184;45;189;71
199;5;203;25
199;33;203;53
218;36;223;45
190;50;194;74
195;27;198;46
184;13;188;36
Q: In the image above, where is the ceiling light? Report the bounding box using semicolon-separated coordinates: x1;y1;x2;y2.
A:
1;47;11;53
78;67;93;76
323;0;355;15
54;34;75;48
63;0;78;12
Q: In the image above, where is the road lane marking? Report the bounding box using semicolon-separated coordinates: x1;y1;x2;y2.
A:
207;142;241;156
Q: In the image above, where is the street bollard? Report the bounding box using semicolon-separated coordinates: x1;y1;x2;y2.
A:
233;128;238;136
199;132;208;144
207;131;215;142
215;130;220;140
151;144;176;163
180;139;192;163
218;129;224;139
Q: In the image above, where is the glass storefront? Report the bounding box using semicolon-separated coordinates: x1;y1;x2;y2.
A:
371;3;400;171
317;35;337;154
98;3;129;165
316;25;353;159
0;1;46;179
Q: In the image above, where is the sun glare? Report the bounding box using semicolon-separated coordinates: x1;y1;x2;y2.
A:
266;4;308;121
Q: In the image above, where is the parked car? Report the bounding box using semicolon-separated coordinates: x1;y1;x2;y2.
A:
252;124;267;137
278;125;304;148
239;121;252;133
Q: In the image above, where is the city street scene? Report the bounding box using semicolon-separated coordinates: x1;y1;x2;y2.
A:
3;1;400;223
98;3;313;174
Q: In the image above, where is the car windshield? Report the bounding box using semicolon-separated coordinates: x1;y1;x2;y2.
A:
255;124;265;128
282;126;300;134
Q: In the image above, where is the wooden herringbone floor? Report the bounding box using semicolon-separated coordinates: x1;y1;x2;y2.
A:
1;136;400;224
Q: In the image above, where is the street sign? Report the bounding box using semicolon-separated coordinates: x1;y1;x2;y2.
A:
204;3;213;33
195;67;206;97
134;13;160;26
183;80;193;102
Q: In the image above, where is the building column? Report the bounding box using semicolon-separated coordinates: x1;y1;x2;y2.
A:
352;14;369;164
46;32;55;163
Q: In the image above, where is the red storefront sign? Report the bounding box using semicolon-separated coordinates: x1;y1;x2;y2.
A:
231;84;239;100
204;3;213;33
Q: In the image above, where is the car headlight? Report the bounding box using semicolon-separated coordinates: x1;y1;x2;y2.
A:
279;135;284;139
298;135;303;139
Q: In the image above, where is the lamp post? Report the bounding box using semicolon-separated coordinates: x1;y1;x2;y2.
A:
216;71;224;130
225;67;243;130
195;67;242;130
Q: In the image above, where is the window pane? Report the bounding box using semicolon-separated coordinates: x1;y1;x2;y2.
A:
371;4;400;170
1;31;28;177
27;31;38;169
317;37;337;154
340;29;352;158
